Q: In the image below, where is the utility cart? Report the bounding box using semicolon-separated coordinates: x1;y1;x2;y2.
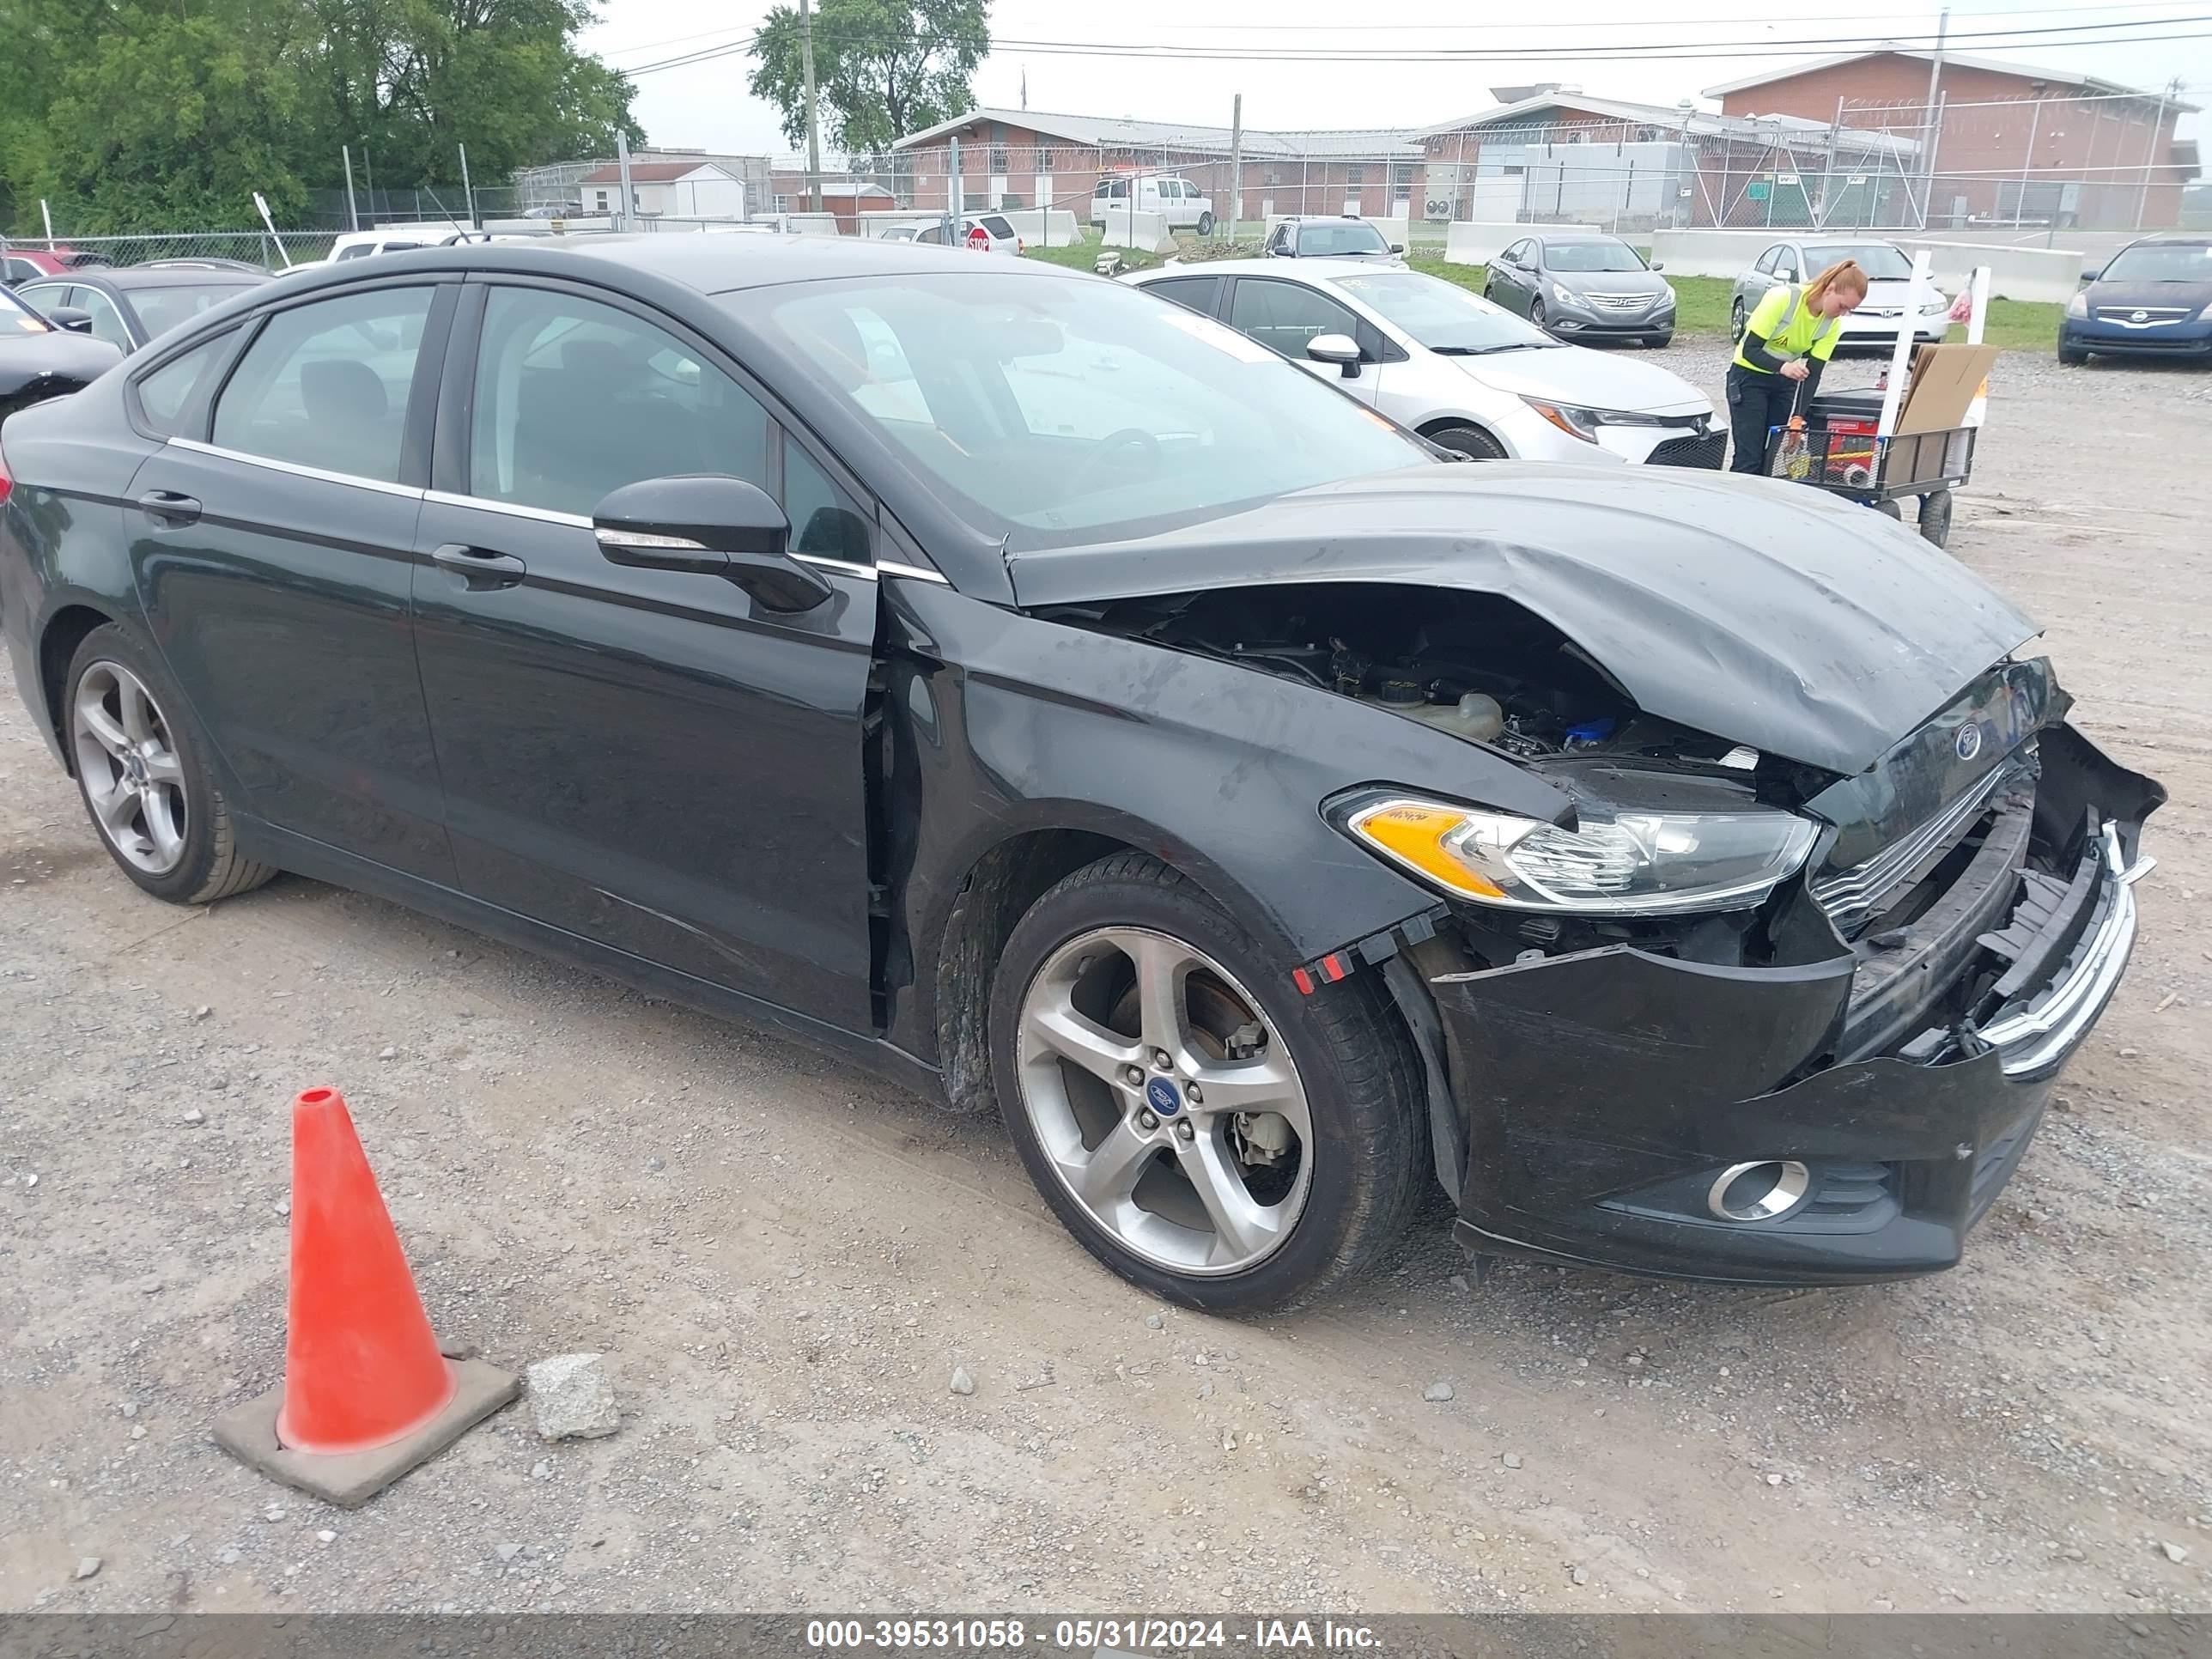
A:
1767;386;1977;548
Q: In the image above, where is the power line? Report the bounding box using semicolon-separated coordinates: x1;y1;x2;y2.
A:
617;14;2212;76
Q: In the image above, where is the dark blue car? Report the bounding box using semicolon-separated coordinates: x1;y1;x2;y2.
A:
2059;236;2212;363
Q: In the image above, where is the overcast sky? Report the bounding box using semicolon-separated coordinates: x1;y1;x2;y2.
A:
581;0;2209;157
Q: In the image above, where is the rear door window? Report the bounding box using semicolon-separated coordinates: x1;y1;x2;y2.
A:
133;335;231;434
1227;278;1362;358
1141;276;1223;317
211;287;434;482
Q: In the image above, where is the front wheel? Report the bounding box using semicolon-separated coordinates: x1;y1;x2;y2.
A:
989;853;1425;1314
1195;211;1215;236
1730;298;1747;339
1427;423;1506;461
1529;297;1548;330
2057;339;2090;366
65;624;277;905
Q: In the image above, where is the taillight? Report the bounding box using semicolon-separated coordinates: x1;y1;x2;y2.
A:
0;429;13;507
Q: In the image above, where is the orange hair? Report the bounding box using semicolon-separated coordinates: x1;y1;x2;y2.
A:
1803;258;1869;307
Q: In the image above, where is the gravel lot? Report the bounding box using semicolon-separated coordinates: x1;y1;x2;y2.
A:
3;341;2208;1617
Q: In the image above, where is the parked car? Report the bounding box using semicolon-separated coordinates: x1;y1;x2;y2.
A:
1261;216;1404;264
2;245;112;286
2059;236;2212;363
1729;239;1953;349
1091;176;1215;235
14;266;269;355
0;281;121;422
1130;259;1719;465
1485;234;1677;346
522;204;585;220
137;258;273;276
0;236;2160;1311
913;214;1022;254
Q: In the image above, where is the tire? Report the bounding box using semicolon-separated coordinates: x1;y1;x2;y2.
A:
1917;487;1954;548
1648;332;1674;349
64;624;276;905
1873;500;1904;521
988;851;1425;1314
1730;297;1747;340
2057;339;2090;366
1196;211;1215;237
1529;297;1547;330
1427;423;1507;461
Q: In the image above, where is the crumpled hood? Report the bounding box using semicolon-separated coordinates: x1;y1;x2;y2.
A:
1007;464;2040;775
1458;343;1710;415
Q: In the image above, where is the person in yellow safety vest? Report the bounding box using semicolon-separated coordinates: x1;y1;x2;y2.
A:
1727;258;1869;475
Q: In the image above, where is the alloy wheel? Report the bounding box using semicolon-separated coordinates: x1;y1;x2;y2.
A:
71;660;189;876
1015;927;1313;1276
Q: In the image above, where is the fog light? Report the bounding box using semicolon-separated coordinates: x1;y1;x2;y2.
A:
1706;1160;1812;1222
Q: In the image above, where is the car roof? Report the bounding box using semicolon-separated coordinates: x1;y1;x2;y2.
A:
1137;258;1393;279
2118;235;2212;247
72;267;271;291
351;234;1079;295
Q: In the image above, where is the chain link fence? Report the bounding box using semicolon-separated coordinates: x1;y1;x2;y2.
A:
2;229;337;270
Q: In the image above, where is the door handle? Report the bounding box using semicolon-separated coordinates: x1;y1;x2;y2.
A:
137;489;202;527
429;542;527;591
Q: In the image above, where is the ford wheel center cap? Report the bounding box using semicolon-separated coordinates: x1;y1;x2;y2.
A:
1146;1076;1183;1117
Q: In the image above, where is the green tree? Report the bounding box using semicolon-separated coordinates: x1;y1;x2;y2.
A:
749;0;988;157
0;0;643;235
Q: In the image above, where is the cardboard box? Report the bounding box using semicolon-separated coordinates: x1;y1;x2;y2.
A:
1894;343;2002;435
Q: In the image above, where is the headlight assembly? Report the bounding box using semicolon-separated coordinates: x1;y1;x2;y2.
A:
2066;293;2089;319
1519;398;1674;443
1335;793;1819;915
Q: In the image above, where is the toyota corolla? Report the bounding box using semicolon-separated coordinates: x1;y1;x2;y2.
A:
0;236;2161;1311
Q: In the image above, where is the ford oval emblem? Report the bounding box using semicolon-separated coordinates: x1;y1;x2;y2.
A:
1145;1076;1183;1117
1954;723;1984;762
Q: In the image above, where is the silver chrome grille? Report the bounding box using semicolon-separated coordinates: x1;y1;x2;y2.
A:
1811;758;2025;936
2094;306;2190;327
1587;292;1653;312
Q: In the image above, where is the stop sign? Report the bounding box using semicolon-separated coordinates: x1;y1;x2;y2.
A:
966;224;991;251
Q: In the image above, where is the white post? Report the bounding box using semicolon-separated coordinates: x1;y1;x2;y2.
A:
342;145;361;232
1964;264;1991;428
616;131;635;232
459;143;476;228
946;137;962;245
40;198;55;249
1876;246;1930;439
252;191;294;268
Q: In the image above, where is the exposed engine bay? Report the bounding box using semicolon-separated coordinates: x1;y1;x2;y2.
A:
1035;582;1790;775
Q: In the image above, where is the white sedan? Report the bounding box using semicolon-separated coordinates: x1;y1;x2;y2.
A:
1126;259;1720;467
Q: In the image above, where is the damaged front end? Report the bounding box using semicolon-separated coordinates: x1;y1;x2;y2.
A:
1036;580;2163;1285
1401;671;2162;1285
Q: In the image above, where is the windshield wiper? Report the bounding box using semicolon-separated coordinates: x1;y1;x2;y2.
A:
1430;342;1555;356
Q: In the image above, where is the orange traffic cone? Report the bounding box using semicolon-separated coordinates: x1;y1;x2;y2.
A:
214;1087;519;1506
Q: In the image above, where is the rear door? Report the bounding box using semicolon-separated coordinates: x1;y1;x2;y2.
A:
124;277;458;882
407;276;881;1030
1137;275;1223;317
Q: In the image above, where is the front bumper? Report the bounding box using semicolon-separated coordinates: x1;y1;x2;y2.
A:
1545;302;1675;342
1407;723;2160;1285
2061;319;2212;356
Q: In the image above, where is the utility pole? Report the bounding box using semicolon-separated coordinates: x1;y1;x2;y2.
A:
1920;6;1948;228
1226;94;1243;241
342;145;360;232
799;0;823;215
946;135;962;244
2136;77;2178;228
616;130;635;231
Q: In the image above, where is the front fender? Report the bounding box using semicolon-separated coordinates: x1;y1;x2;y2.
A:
879;581;1569;1061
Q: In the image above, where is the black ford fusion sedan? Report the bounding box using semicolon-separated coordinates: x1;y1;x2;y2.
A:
0;236;2162;1312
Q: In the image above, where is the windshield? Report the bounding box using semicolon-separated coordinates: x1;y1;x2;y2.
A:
1804;244;1915;279
1543;240;1646;273
1328;270;1554;354
1296;221;1391;257
2100;242;2212;282
130;282;254;340
747;271;1429;550
1;284;49;333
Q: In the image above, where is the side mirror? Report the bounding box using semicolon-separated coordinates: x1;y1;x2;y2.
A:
49;305;94;333
1648;259;1665;272
592;474;832;613
2080;265;2103;285
1306;332;1363;377
1389;243;1405;255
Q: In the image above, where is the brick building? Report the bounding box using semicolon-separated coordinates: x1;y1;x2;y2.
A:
1705;51;2198;229
888;109;1423;224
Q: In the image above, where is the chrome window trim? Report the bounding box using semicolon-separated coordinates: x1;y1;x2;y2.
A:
878;559;950;585
422;488;591;529
166;436;424;501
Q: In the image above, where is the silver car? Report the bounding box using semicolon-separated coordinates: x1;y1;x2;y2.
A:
1127;258;1718;466
1728;239;1952;349
1483;234;1676;347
